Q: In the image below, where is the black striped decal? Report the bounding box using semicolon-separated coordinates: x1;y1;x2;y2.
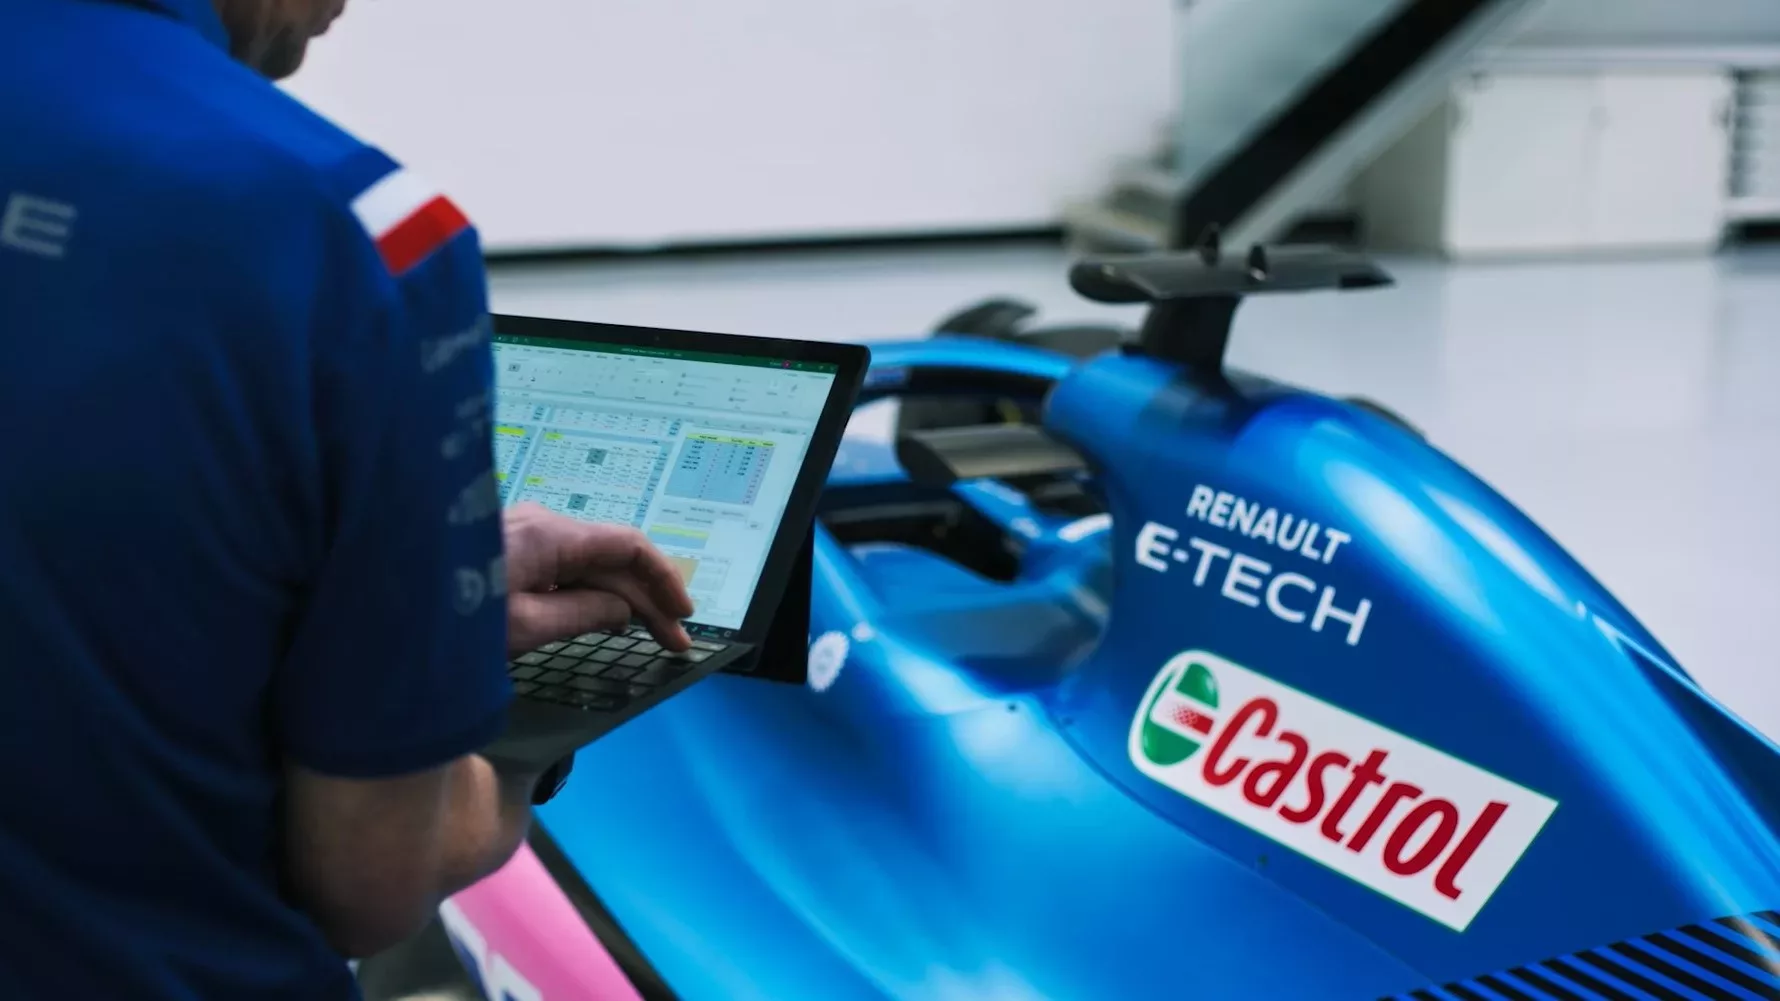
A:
1384;910;1780;1000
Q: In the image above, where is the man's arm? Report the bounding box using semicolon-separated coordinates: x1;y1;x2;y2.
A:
282;510;694;957
266;159;540;959
282;755;535;959
269;160;693;958
281;507;694;956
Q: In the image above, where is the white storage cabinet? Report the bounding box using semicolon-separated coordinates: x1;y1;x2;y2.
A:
1731;69;1780;221
1360;67;1734;257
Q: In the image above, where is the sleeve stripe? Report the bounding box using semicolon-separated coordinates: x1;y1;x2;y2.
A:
351;168;472;275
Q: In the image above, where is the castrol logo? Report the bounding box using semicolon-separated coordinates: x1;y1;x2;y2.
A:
1128;651;1557;931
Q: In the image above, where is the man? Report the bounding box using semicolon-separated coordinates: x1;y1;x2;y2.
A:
0;0;694;997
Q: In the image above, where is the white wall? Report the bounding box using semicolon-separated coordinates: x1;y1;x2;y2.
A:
287;0;1780;254
287;0;1174;253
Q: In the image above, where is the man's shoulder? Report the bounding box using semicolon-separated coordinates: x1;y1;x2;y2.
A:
3;41;404;279
171;68;481;290
3;2;483;317
160;53;401;221
12;0;399;211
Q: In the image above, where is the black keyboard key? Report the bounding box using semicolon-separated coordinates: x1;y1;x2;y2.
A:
510;666;543;681
577;693;623;712
571;661;605;675
618;653;651;668
537;670;572;686
513;681;541;696
538;685;574;703
590;649;623;664
574;633;605;645
652;657;694;675
538;642;567;654
633;641;661;655
545;656;579;671
626;683;653;698
562;644;595;658
516;651;550;666
690;639;725;652
603;666;640;681
572;677;628;695
604;637;638;651
634;666;677;687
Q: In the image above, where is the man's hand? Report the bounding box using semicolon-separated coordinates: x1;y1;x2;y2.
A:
503;504;695;655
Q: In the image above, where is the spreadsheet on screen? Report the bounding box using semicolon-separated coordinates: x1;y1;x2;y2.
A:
490;335;838;632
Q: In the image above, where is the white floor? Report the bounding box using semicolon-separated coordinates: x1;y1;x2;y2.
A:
490;243;1780;740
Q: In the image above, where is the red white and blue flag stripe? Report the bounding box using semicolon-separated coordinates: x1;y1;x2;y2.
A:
351;169;470;275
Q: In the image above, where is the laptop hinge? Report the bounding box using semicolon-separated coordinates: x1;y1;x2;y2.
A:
722;529;812;685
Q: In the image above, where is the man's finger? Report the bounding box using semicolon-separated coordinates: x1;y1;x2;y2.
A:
575;572;691;652
626;540;696;621
557;524;694;622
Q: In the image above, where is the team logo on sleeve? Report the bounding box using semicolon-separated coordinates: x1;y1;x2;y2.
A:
1130;650;1557;931
350;168;471;275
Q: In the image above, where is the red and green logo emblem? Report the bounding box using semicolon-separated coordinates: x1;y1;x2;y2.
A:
1137;658;1220;766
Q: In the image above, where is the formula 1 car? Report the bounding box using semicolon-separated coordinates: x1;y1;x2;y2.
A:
431;244;1780;1001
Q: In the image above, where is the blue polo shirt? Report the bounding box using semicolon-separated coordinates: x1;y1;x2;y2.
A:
0;1;511;997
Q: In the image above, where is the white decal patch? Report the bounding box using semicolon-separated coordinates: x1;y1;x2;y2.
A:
808;631;850;693
421;316;492;375
1135;520;1373;647
448;471;502;527
1183;483;1353;565
1129;650;1556;931
439;900;542;1000
1;192;77;259
1058;513;1112;543
452;556;507;617
454;568;487;616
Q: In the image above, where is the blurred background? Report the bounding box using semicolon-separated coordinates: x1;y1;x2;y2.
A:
289;0;1780;743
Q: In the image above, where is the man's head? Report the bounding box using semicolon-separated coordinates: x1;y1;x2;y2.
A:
211;0;348;80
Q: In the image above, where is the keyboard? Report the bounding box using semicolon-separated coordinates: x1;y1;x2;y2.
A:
508;626;729;712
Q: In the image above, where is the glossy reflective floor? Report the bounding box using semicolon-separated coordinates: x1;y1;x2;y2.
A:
490;243;1780;740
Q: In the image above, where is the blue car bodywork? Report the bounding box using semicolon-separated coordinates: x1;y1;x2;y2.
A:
537;263;1780;1000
